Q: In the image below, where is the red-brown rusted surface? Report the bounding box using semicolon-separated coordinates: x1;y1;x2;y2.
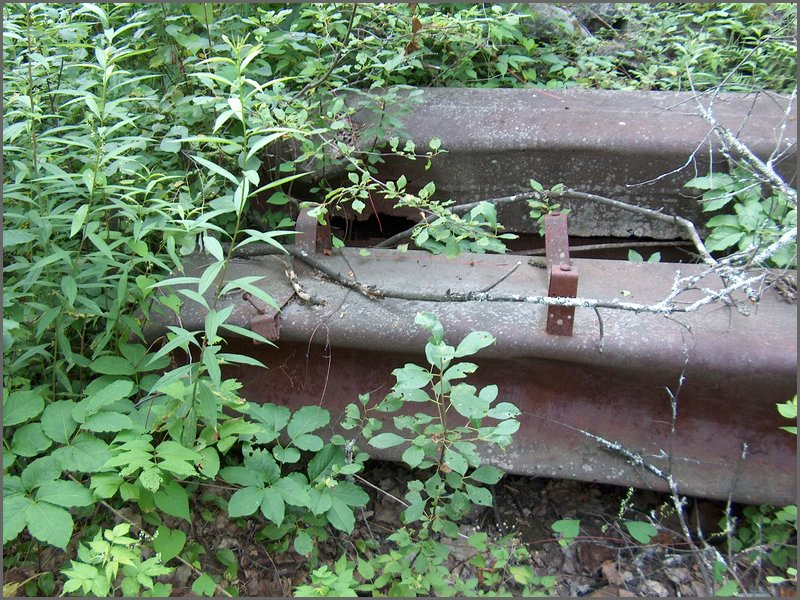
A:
545;213;578;336
145;248;797;505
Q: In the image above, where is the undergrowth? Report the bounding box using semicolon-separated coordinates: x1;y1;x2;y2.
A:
3;2;796;597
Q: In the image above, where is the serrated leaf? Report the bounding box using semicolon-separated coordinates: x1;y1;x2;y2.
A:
154;480;190;522
26;501;74;549
228;486;263;518
40;401;78;444
153;526;186;563
35;480;94;508
4;389;45;427
260;487;285;526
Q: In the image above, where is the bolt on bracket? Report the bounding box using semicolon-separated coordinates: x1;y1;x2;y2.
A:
544;213;578;336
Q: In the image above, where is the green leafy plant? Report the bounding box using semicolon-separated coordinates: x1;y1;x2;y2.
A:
527;178;570;236
61;523;173;597
685;167;797;267
328;312;547;596
777;396;797;435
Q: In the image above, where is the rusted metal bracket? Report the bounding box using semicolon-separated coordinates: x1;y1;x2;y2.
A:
243;292;281;342
544;213;578;336
296;206;332;255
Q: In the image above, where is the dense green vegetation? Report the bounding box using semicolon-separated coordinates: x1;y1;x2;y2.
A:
3;3;796;596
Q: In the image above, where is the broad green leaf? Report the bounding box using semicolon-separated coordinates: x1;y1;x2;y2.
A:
40;401;78;444
90;356;135;376
369;433;407;449
274;476;311;508
20;456;61;491
3;230;36;249
70;204;89;237
287;405;330;439
90;473;123;499
465;483;493;507
307;487;333;516
487;402;520;420
444;447;468;475
191;573;217;597
624;520;658;544
330;481;369;507
3;389;45;427
228;486;263;518
188;2;214;25
74;379;136;422
292;433;323;452
551;518;580;546
3;494;34;544
153;526;186;563
392;364;432;390
455;331;495;358
154;480;191;522
219;466;264;488
198;447;220;479
307;445;344;482
26;501;74;549
450;383;490;420
82;412;135;433
35;480;94;508
294;530;313;556
469;465;504;485
52;433;111;473
11;423;52;457
261;487;285;526
326;497;355;533
272;446;301;464
684;173;734;190
401;444;425;468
